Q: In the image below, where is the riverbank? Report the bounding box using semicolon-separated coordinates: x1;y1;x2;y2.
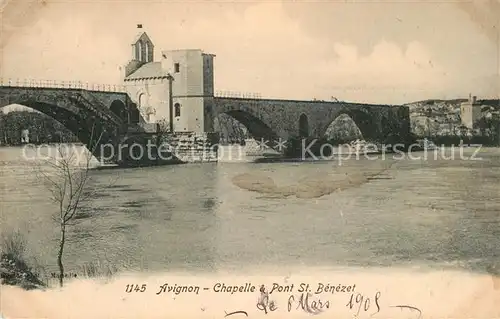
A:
0;253;45;290
0;142;84;147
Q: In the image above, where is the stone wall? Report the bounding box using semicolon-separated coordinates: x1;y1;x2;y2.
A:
124;77;170;124
161;132;219;163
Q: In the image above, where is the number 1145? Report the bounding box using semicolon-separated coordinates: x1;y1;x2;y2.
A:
125;284;147;293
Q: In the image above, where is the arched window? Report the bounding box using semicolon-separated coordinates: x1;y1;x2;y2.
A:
137;41;143;61
174;103;181;117
138;93;147;109
145;42;150;62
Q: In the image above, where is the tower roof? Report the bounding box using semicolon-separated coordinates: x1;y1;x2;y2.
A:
131;32;154;45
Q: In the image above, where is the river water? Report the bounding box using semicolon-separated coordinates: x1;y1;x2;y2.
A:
0;145;499;276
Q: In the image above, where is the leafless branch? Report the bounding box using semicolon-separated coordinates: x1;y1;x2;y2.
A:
34;119;107;287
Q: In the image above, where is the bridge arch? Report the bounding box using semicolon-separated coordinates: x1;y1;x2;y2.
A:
0;102;105;148
222;109;279;143
321;108;378;142
298;113;309;137
0;89;124;159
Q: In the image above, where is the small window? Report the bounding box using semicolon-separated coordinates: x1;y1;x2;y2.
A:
174;63;180;73
138;93;146;108
174;103;181;117
137;41;143;61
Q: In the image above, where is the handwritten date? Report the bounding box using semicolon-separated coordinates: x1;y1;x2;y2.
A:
256;285;278;314
346;291;381;316
288;292;330;314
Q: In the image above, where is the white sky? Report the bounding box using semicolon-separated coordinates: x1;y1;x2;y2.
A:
1;0;499;105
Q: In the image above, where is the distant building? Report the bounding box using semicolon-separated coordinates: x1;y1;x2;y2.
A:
460;94;482;129
21;129;29;144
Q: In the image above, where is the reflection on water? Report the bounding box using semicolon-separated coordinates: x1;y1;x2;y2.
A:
0;145;499;275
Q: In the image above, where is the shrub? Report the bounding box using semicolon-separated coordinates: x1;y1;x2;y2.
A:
0;230;26;261
0;230;45;290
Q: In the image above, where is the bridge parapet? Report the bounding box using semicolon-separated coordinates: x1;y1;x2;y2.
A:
215;90;262;99
0;78;127;93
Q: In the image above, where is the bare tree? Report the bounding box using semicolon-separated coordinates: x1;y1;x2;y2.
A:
143;117;174;164
157;116;171;143
37;124;104;287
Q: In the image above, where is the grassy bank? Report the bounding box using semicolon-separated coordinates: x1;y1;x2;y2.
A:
0;230;45;290
0;230;123;290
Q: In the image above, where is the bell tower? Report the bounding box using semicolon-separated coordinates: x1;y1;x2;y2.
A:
124;24;155;78
461;94;482;129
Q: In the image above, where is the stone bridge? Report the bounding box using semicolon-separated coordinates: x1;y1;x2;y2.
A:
213;97;411;146
0;80;141;160
0;79;412;164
